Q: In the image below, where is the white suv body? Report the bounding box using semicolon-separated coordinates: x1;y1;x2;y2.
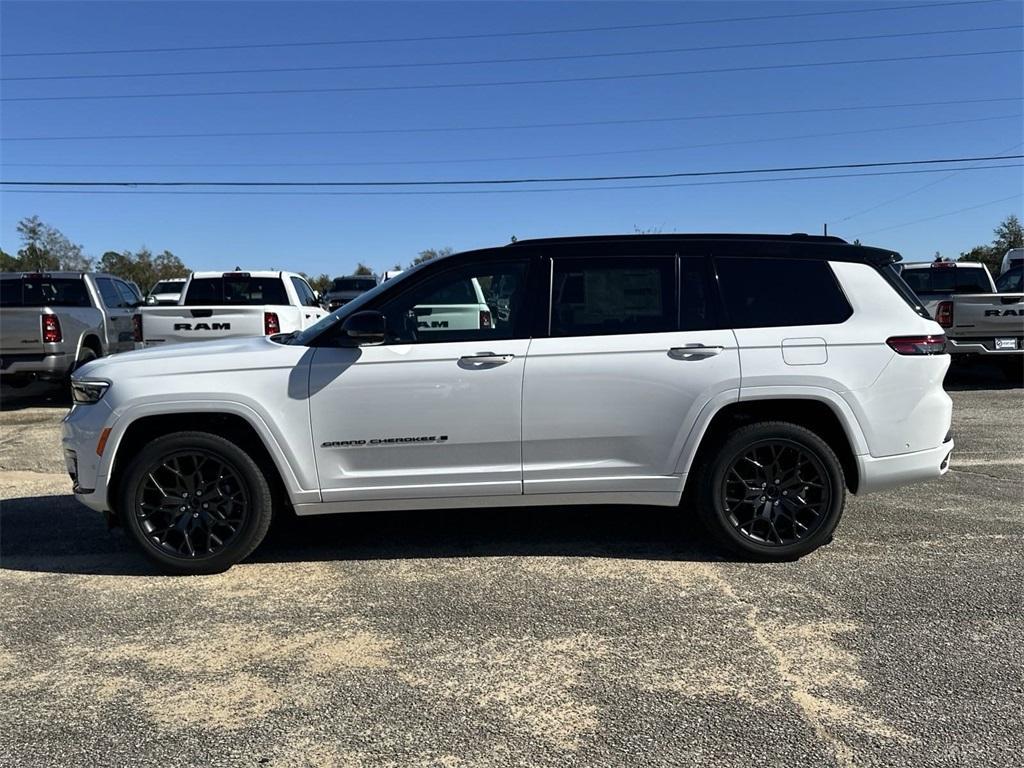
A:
63;234;953;573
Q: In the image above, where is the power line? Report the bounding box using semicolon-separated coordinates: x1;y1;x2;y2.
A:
6;96;1019;142
4;115;1019;169
5;49;1020;103
4;25;1019;82
5;164;1020;197
0;0;1001;58
833;140;1024;223
853;193;1023;237
3;154;1019;188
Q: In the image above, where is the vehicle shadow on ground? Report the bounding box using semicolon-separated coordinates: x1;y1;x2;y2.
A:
943;361;1021;391
0;494;722;577
0;381;70;411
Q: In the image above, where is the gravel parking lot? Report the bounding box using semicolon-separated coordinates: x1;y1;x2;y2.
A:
1;366;1021;768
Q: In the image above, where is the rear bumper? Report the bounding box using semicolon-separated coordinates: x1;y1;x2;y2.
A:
0;352;74;378
855;439;953;495
947;338;1023;356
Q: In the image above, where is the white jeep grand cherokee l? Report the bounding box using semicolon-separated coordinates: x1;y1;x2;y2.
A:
63;234;953;574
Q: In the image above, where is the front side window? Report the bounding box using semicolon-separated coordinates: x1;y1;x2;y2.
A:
996;266;1022;293
379;261;529;344
290;277;320;307
550;256;676;337
115;280;140;306
716;257;852;328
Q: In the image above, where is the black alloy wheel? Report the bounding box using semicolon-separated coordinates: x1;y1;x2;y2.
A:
120;431;273;574
696;422;845;560
719;439;831;547
134;450;250;559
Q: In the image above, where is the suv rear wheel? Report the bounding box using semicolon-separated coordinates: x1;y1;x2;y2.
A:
119;431;273;574
695;422;845;560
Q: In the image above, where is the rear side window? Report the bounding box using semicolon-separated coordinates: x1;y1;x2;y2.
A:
716;257;852;328
901;265;992;295
679;256;723;331
289;276;320;307
184;276;288;306
96;278;127;308
1;277;91;307
551;257;676;337
996;266;1022;293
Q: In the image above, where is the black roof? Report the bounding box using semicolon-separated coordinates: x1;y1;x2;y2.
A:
505;232;900;266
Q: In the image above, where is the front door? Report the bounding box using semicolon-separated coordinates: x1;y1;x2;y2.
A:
309;258;532;502
95;277;136;353
522;254;740;496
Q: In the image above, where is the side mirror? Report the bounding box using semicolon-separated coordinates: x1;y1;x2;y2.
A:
145;295;157;306
340;310;386;345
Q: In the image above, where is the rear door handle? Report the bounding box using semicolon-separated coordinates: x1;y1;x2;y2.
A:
669;344;724;360
458;352;515;367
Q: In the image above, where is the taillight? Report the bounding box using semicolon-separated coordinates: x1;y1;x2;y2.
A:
886;335;947;355
479;310;492;329
132;313;143;342
264;311;280;335
935;300;954;328
42;314;62;343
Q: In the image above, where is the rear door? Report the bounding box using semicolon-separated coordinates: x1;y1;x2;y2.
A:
94;277;135;352
521;249;740;496
288;275;328;328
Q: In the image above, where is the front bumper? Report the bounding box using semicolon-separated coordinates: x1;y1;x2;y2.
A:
855;438;953;495
61;399;116;512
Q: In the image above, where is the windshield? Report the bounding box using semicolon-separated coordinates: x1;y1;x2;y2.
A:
286;261;430;345
902;266;992;295
151;280;184;294
996;266;1022;293
330;277;376;292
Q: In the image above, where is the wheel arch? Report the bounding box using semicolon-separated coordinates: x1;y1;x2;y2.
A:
679;392;865;496
105;410;297;519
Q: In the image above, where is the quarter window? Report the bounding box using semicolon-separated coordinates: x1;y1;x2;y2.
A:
379;261;529;343
550;257;676;337
716;257;852;328
290;276;321;307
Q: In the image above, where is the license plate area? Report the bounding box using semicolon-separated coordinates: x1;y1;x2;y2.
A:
995;337;1018;351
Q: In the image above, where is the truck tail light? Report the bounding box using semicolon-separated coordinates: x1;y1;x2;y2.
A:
264;311;280;335
42;314;62;343
479;310;492;329
886;335;947;355
132;313;143;342
934;300;954;328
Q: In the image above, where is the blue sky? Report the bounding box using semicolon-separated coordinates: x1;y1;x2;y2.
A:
1;0;1022;276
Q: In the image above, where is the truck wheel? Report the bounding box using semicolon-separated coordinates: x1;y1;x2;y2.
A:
694;422;845;561
119;431;274;574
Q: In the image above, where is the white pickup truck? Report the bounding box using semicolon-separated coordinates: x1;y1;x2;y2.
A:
139;271;327;347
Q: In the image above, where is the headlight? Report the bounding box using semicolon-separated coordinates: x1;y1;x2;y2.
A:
71;380;110;404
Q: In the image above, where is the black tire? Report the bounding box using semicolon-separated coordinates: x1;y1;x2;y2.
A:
64;346;98;389
694;422;845;561
119;431;273;574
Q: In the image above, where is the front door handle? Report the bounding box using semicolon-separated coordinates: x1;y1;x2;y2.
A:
458;352;515;368
669;344;724;360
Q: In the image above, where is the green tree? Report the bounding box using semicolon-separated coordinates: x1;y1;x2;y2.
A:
0;248;17;271
98;248;189;290
410;247;453;267
353;262;375;276
959;214;1024;274
305;273;332;294
11;216;92;271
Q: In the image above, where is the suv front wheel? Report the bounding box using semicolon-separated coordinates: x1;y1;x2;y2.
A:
119;431;274;574
696;422;845;560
